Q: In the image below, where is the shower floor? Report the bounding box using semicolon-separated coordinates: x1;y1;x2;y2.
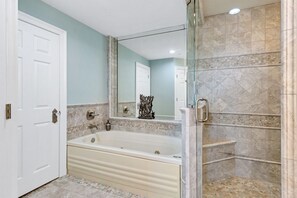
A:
203;177;281;198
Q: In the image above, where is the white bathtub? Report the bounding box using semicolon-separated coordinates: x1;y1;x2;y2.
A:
67;131;182;198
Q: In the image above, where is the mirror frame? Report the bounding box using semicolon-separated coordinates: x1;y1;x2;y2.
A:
108;36;181;124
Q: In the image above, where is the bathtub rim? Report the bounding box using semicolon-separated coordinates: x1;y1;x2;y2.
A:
68;131;182;165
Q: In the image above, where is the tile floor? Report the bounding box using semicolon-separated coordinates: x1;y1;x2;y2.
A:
203;177;281;198
22;175;281;198
21;175;144;198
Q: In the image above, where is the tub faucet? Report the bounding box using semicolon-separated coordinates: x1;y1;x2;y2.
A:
88;124;98;130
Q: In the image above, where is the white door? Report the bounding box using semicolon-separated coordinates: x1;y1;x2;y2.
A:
135;62;150;117
175;67;187;120
17;19;60;196
0;0;18;197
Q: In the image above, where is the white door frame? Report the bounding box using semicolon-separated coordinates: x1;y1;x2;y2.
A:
174;66;187;120
18;11;67;177
0;0;18;197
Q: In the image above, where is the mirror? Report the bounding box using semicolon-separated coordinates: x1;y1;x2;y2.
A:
116;26;187;120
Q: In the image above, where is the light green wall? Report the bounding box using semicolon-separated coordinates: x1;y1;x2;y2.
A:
19;0;108;105
150;58;175;117
118;44;150;102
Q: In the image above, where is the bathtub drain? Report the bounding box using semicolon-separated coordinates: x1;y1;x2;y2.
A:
91;138;95;143
154;150;160;155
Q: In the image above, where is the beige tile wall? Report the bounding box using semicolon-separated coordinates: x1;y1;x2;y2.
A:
197;3;281;58
197;3;281;184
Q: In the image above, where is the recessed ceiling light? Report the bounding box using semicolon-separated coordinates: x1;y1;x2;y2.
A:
169;50;176;54
229;8;240;15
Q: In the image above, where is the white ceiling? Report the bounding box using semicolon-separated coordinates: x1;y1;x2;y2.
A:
42;0;186;37
202;0;280;16
120;29;186;60
41;0;280;60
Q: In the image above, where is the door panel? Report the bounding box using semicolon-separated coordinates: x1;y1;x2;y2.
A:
17;20;60;196
135;62;151;117
175;67;187;120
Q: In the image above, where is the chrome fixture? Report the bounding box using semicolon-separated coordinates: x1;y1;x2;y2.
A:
86;110;99;120
123;106;129;114
90;138;96;143
105;120;111;131
196;98;209;122
88;124;99;130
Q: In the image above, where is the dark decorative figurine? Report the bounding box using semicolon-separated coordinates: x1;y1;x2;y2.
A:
138;94;155;119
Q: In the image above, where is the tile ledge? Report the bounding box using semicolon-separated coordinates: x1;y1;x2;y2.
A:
203;140;236;148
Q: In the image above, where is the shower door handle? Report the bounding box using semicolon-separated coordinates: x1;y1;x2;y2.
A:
196;98;209;122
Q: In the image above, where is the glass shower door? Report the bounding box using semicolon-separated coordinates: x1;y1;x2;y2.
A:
185;0;203;198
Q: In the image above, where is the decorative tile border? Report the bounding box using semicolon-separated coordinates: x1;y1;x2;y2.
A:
109;118;181;137
207;113;281;129
108;36;118;118
196;52;280;70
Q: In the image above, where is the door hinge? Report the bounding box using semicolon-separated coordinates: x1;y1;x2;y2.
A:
5;104;12;120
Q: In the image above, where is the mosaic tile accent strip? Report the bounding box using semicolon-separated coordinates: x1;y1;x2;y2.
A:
196;52;281;70
207;113;281;128
109;118;181;137
203;177;281;198
108;36;118;118
67;103;108;140
22;175;143;198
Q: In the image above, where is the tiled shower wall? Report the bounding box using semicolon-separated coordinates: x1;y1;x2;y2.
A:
196;3;281;184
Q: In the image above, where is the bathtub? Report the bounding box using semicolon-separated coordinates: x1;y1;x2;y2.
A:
67;131;181;198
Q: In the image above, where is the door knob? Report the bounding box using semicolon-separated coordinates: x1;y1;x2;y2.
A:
52;108;58;124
